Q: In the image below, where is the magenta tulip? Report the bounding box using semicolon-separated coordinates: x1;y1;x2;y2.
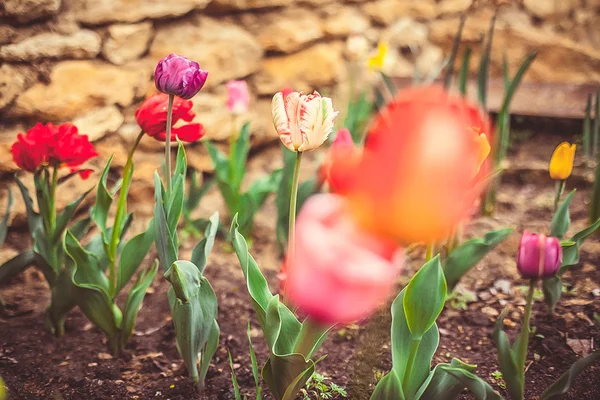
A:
155;54;208;100
285;194;403;325
517;230;562;279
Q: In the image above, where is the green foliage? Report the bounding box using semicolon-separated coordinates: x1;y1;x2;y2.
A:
371;265;499;400
183;168;214;235
583;94;592;165
550;190;575;238
230;216;330;400
540;352;600;399
206;123;281;237
302;373;348;400
343;91;373;144
591;142;600;222
0;188;13;249
444;228;512;292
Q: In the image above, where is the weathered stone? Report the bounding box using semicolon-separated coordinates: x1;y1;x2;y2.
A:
0;31;101;62
0;26;18;45
208;0;292;11
438;0;472;14
11;61;150;120
523;0;581;19
73;106;125;142
3;0;61;23
321;5;370;37
253;42;344;95
75;0;211;25
428;13;600;83
0;65;35;110
0;124;25;173
362;0;437;25
102;22;153;65
150;16;262;88
241;8;323;53
381;18;429;47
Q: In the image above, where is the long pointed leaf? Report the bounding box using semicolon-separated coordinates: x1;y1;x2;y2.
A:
0;188;13;248
191;212;219;274
540;352;600;400
116;219;155;294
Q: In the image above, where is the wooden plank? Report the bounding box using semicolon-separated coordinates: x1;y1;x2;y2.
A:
391;77;598;119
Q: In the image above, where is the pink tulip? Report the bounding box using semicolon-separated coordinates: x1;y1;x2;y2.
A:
155;54;208;100
272;90;338;152
517;230;562;279
286;194;403;325
226;80;250;115
320;128;359;194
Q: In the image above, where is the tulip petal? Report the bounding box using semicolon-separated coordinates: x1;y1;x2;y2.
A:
272;92;294;151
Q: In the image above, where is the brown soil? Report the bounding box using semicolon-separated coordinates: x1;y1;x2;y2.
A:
1;125;599;400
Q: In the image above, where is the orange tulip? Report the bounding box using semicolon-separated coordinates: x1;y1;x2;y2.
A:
343;86;491;244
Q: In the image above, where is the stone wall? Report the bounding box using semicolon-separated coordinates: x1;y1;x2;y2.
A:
1;0;599;218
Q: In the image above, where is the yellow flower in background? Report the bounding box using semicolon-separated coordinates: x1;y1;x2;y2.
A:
0;377;5;400
368;42;388;71
549;142;576;180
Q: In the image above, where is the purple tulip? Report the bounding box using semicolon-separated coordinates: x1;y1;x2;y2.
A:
154;54;208;100
517;230;562;279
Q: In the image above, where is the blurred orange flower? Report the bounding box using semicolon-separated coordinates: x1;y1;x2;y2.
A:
342;85;491;244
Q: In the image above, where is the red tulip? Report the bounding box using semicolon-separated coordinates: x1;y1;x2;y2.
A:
320;128;360;194
342;85;491;244
135;93;205;142
517;230;562;279
286;194;403;325
11;122;97;177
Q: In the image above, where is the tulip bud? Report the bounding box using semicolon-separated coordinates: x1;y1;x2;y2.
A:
549;142;576;180
320;128;360;194
272;90;338;152
226;80;250;115
517;230;562;279
155;54;208;100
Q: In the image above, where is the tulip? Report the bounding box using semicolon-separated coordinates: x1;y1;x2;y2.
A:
343;85;491;244
367;42;388;72
11;122;97;177
135;93;205;142
320;128;360;194
517;230;562;279
286;194;403;325
272;90;338;153
155;54;208;100
549;142;576;181
226;80;250;115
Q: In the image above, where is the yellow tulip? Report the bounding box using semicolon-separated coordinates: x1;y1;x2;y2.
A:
368;42;388;71
549;142;576;180
0;377;5;400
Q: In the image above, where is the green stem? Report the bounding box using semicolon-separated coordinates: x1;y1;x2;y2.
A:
165;94;174;190
553;180;565;212
402;338;422;388
48;166;58;233
287;152;303;260
294;318;327;359
108;130;144;296
228;114;238;185
518;280;536;395
425;242;435;262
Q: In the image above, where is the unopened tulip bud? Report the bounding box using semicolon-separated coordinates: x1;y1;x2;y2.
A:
549;142;576;180
155;54;208;100
226;80;250;115
517;230;562;279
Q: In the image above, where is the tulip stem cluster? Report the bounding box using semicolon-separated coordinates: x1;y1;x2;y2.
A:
164;94;175;190
287;152;303;265
48;166;59;232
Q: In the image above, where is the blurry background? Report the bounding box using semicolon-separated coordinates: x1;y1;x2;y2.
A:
0;0;599;223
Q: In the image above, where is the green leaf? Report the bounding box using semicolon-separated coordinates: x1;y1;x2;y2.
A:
404;255;447;339
583;94;592;163
116;219;155;294
52;188;93;244
380;72;397;97
550;190;575;239
262;354;315;400
542;276;563;312
370;370;405;400
120;260;158;348
0;250;37;284
165;260;218;383
0;188;13;248
238;169;282;236
229;351;243;400
477;9;497;108
492;310;523;400
443;12;467;90
440;366;504;400
91;157;114;239
591;155;600;222
45;266;78;337
199;319;220;390
416;358;476;400
154;173;178;270
541;351;600;400
185;169;213;217
248;322;262;400
458;48;472;97
14;175;42;237
444;228;512;291
559;218;600;273
390;288;440;398
191;212;219;274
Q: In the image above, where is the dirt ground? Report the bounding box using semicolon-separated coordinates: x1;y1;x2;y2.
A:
1;120;599;400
